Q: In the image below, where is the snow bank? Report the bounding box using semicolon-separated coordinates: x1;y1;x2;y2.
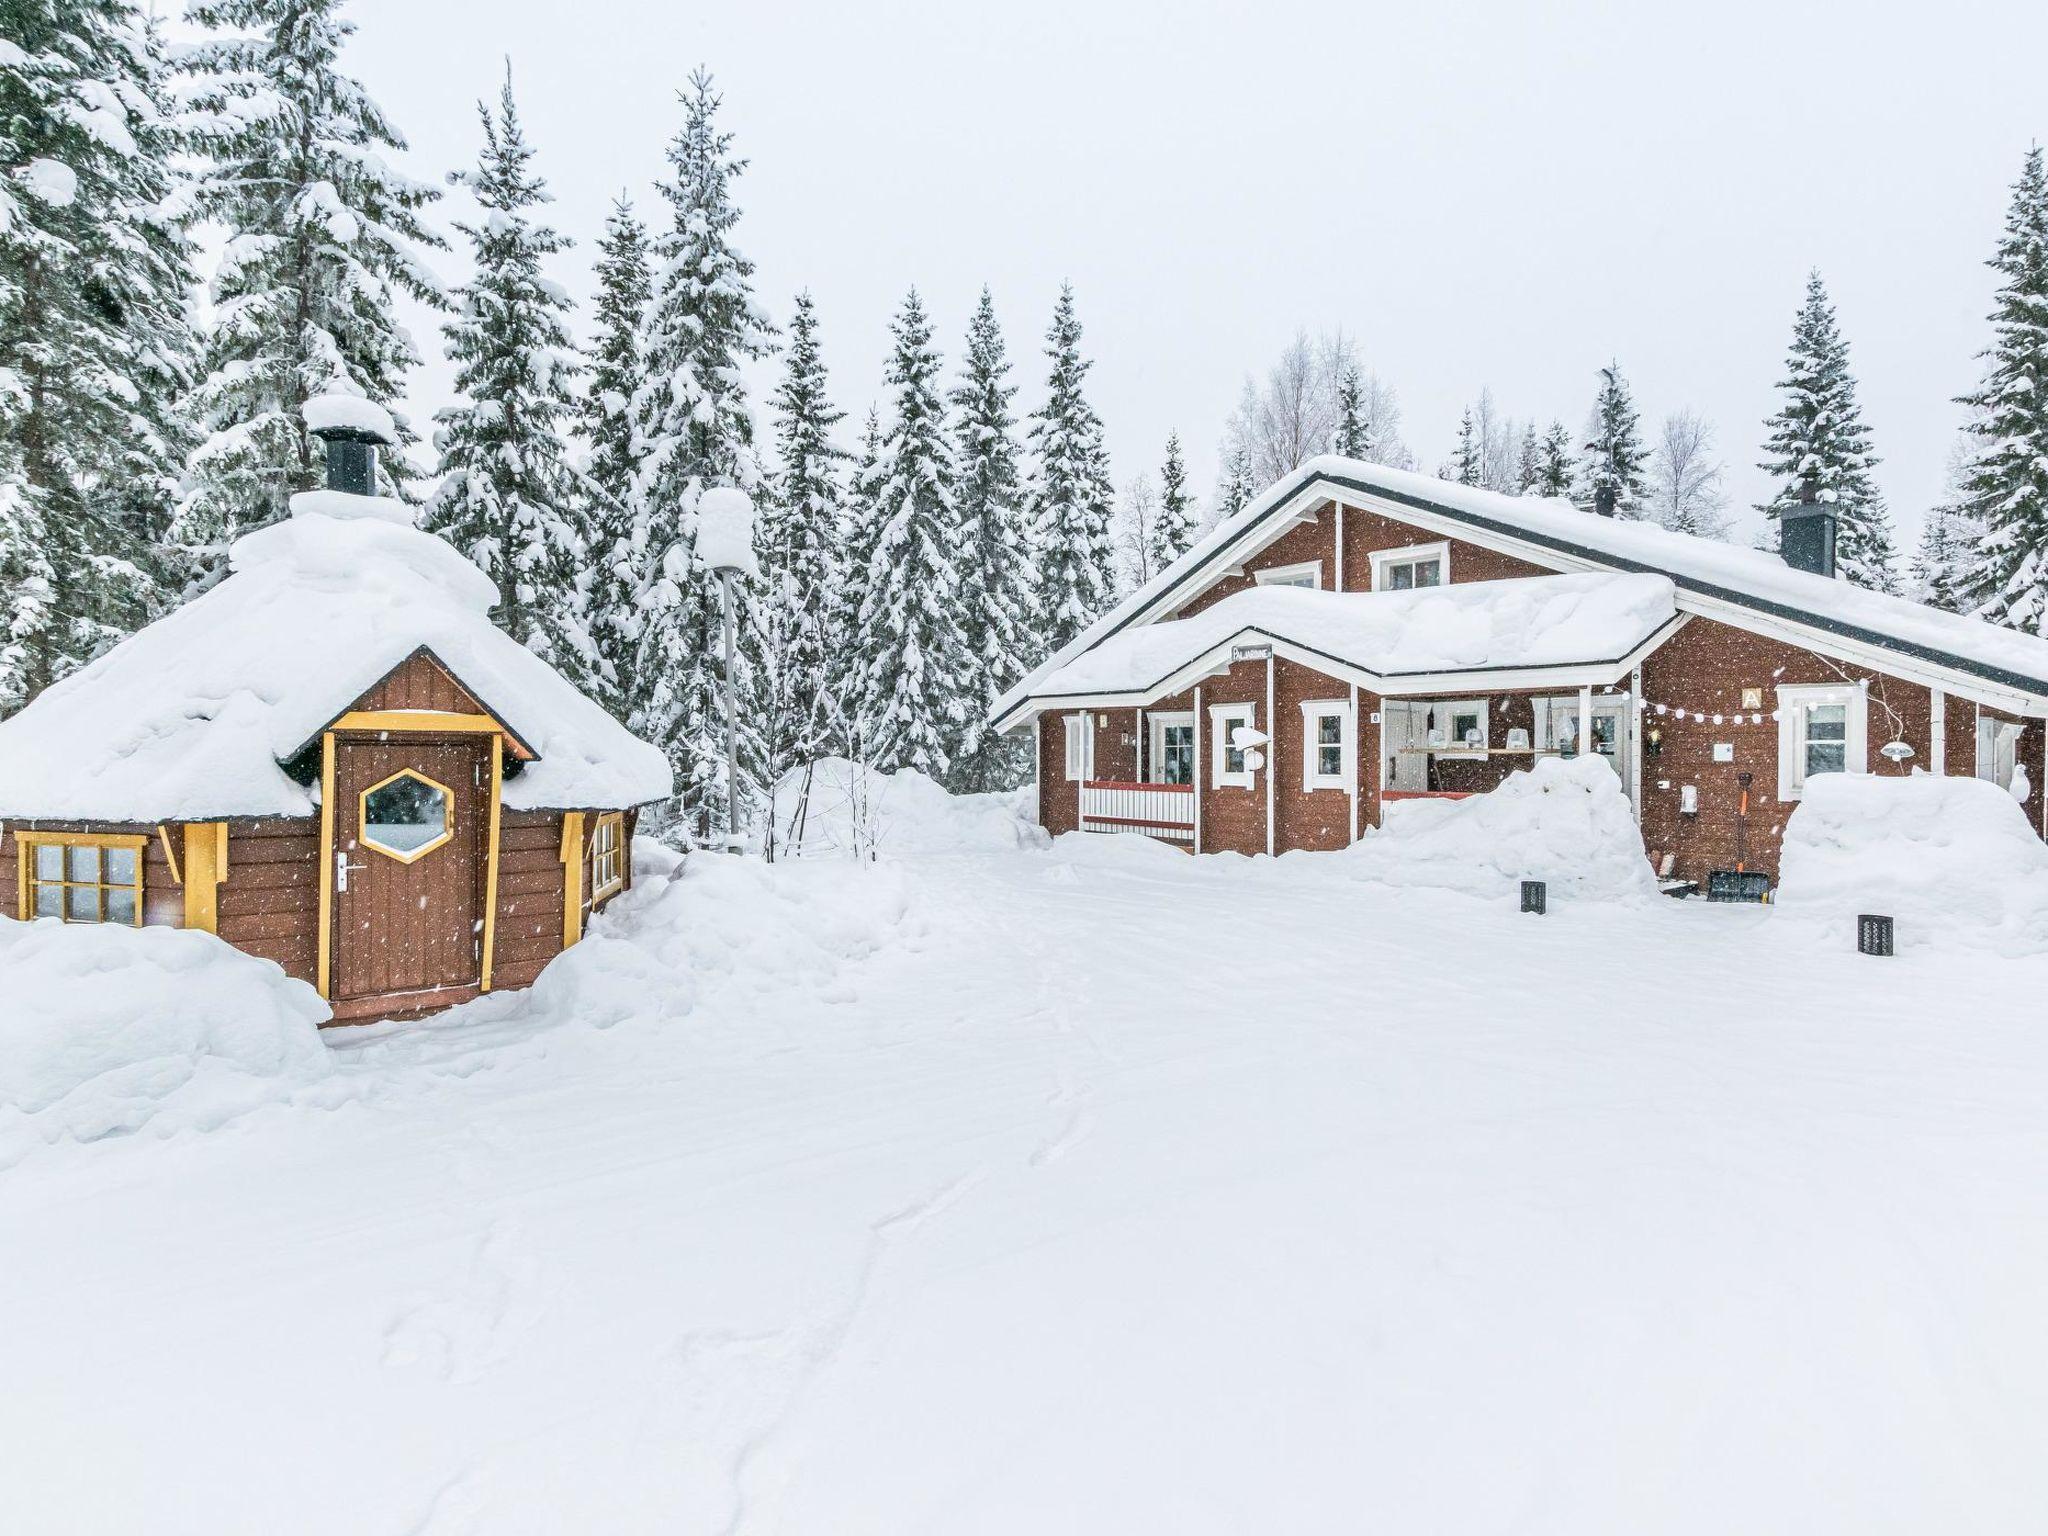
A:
771;758;1047;859
1346;756;1657;903
0;919;332;1167
1776;774;2048;955
303;391;395;442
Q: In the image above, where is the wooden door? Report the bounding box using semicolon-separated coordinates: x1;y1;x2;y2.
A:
331;735;487;1006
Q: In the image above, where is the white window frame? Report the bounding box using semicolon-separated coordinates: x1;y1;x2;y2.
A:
1369;540;1451;592
1147;711;1196;786
1063;712;1093;782
1428;697;1490;760
1209;701;1257;789
1298;699;1352;791
1776;684;1866;800
1977;714;2024;790
1253;559;1323;591
1533;694;1627;764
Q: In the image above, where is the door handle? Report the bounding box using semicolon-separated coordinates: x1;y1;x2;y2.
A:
335;850;367;893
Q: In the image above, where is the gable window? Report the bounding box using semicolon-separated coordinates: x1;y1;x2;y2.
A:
1298;700;1351;791
1209;701;1257;789
1776;684;1866;799
1370;540;1450;592
1062;713;1093;782
1148;712;1195;785
1254;560;1323;591
590;811;625;902
18;832;145;926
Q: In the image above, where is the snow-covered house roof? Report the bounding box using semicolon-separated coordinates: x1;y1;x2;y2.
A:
1006;575;1680;720
994;456;2048;724
0;489;672;822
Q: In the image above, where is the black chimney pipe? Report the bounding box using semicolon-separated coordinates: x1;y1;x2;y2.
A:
1593;483;1616;518
315;429;379;496
1780;475;1837;578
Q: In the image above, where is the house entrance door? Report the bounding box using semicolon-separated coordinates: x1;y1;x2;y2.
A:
330;735;488;1009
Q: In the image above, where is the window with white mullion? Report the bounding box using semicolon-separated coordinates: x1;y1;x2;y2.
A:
1298;699;1351;791
1776;684;1866;799
1370;540;1450;592
1209;702;1257;789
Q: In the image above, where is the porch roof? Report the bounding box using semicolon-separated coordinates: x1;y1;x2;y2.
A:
1004;573;1681;721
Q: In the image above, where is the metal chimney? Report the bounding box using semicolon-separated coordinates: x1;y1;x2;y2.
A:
313;428;379;496
1593;483;1617;518
1780;476;1837;578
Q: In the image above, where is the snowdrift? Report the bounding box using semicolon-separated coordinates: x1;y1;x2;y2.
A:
1776;773;2048;955
1347;756;1657;903
0;919;332;1166
771;757;1047;858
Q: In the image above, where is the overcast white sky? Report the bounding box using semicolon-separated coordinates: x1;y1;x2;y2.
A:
316;0;2045;551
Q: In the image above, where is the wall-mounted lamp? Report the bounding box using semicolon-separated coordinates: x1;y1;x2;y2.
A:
1645;724;1663;759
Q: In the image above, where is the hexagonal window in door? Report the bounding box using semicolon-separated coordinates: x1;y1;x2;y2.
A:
358;768;454;862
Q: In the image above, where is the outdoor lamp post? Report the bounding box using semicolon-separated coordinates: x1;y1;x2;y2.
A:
697;485;761;854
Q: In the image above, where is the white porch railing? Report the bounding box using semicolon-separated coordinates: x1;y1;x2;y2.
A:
1079;780;1195;842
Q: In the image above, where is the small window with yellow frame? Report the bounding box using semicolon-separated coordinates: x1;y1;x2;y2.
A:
18;832;147;925
590;812;624;903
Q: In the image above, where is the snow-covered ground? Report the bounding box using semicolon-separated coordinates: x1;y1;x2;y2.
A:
6;820;2048;1532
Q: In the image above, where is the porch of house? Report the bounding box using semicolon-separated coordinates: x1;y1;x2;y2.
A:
1074;682;1640;850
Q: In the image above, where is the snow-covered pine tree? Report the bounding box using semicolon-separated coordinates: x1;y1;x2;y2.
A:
1448;407;1480;485
1913;444;1982;613
849;289;972;777
1149;432;1199;572
1532;421;1576;497
0;0;198;710
1334;364;1370;457
1581;362;1649;516
825;406;883;755
1214;442;1255;522
623;67;773;839
946;287;1035;792
1026;283;1118;655
1514;423;1541;494
754;288;847;785
580;195;651;714
1757;270;1900;591
425;73;592;682
1958;146;2048;633
178;0;444;567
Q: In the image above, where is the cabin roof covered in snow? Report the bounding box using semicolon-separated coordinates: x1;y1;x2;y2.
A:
1014;574;1681;712
0;492;672;822
993;455;2048;723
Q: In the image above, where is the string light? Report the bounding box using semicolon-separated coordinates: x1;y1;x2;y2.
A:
1637;699;1775;724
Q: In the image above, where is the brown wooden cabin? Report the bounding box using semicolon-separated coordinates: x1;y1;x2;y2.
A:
996;460;2048;893
0;401;671;1022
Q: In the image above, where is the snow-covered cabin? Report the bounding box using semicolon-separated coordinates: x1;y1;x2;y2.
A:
995;461;2048;894
0;400;671;1021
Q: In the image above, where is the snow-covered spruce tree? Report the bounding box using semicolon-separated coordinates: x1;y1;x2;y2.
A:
847;290;973;777
1581;362;1649;515
1026;283;1117;656
1214;442;1255;522
1448;407;1480;485
580;195;651;714
1333;364;1370;458
824;405;883;755
0;0;198;709
1150;432;1198;571
754;288;846;786
1959;146;2048;633
1514;423;1540;494
945;287;1036;792
1758;270;1900;591
1914;444;1982;613
1531;421;1576;497
178;0;444;568
425;74;592;682
624;68;773;839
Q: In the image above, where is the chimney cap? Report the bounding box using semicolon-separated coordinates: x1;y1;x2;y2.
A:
304;392;395;446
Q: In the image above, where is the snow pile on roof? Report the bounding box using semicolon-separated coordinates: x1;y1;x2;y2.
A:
770;758;1048;859
1027;574;1675;702
1344;756;1658;904
1776;774;2048;955
0;919;332;1169
0;490;672;820
303;391;395;441
695;486;762;578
